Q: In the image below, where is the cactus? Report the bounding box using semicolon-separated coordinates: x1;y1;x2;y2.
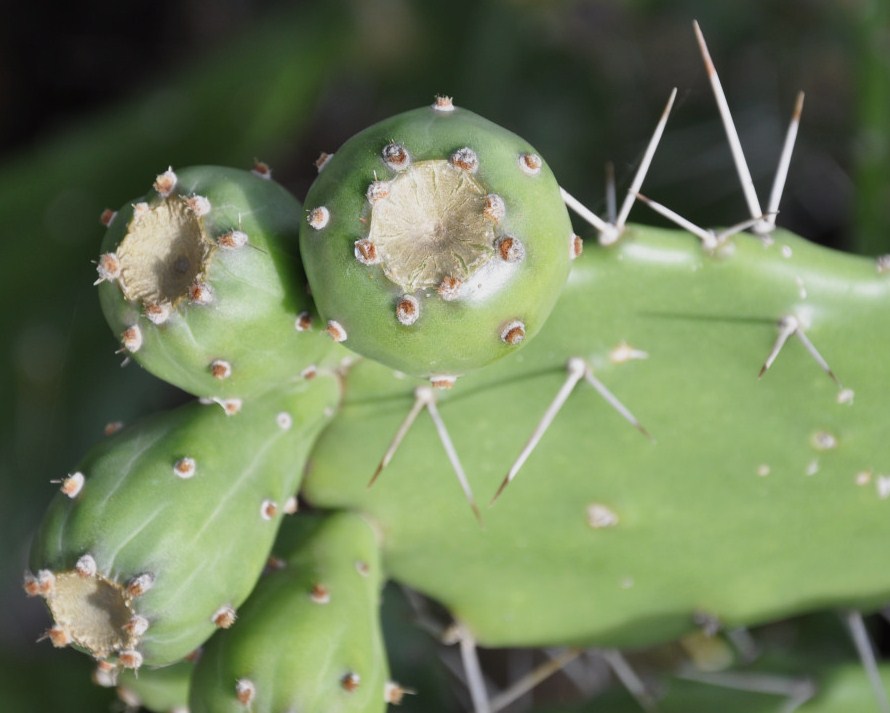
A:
26;373;339;669
190;512;390;713
21;18;890;713
299;99;574;387
96;165;332;400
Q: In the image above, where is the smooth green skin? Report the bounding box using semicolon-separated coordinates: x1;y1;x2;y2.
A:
303;225;890;649
117;660;193;713
99;165;333;399
30;374;340;666
299;106;572;377
190;513;388;713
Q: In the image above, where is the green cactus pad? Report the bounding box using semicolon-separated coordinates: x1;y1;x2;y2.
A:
299;99;574;383
302;225;890;649
190;512;389;713
97;165;332;399
28;374;340;667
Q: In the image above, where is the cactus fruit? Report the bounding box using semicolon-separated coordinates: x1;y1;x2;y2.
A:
96;165;333;400
302;225;890;649
190;512;388;713
299;98;574;385
27;374;339;668
115;660;193;713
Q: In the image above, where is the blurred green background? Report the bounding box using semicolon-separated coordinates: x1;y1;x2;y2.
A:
2;0;887;710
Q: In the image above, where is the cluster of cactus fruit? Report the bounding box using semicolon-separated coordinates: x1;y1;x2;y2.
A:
25;24;890;713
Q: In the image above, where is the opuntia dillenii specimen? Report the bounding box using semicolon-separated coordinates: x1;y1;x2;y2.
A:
96;165;333;400
28;375;340;668
299;99;574;385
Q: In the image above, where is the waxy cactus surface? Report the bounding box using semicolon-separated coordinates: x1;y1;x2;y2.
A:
190;513;389;713
97;165;332;400
299;99;574;385
28;374;339;668
302;226;890;648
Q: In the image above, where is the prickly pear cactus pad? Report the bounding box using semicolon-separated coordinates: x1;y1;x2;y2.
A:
299;98;574;384
302;226;890;649
96;165;332;399
27;373;339;669
190;512;389;713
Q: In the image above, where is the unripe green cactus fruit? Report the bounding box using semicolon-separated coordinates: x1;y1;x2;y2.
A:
27;374;339;668
115;660;193;713
299;97;574;385
96;165;332;399
190;512;389;713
